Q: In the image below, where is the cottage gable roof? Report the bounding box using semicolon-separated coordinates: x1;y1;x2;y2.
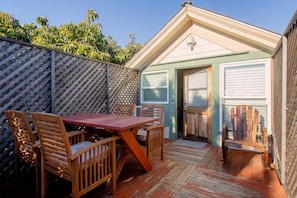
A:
125;4;281;70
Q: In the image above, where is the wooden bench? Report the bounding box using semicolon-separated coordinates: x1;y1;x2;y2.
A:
221;105;269;166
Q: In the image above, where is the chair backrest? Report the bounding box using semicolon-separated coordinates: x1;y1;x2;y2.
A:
5;110;39;165
31;112;73;181
115;104;136;116
140;104;164;125
230;105;259;142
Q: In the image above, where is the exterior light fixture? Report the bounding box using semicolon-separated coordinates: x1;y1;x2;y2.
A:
187;36;196;51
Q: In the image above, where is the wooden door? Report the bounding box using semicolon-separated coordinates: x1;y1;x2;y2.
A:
183;67;211;141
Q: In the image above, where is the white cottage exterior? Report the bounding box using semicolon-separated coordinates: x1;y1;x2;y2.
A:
126;3;281;147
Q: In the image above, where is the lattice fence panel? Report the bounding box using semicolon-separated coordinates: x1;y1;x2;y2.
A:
285;19;297;198
108;65;139;113
0;39;52;180
0;37;139;181
54;52;108;115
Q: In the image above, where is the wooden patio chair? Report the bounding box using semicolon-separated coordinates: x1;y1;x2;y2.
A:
115;103;136;116
221;105;269;166
146;125;165;160
136;105;165;159
5;110;41;198
31;112;118;198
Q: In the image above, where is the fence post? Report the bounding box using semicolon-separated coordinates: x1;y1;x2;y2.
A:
105;63;110;114
280;35;287;185
51;50;56;113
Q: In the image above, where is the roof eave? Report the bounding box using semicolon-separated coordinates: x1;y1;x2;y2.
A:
125;7;190;70
126;4;281;70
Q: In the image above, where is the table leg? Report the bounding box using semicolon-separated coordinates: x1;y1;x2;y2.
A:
118;129;152;172
116;149;128;180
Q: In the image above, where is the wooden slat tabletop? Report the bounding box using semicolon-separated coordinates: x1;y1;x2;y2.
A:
62;113;158;131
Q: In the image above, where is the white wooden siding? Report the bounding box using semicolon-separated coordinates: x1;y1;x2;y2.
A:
157;25;260;64
160;34;231;63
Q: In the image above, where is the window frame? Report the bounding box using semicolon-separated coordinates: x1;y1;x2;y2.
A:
140;70;169;104
219;58;271;133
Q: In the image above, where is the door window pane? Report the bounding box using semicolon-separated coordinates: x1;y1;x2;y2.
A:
188;90;207;106
187;70;208;107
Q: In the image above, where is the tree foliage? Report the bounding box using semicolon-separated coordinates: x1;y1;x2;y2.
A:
0;10;142;65
0;12;28;41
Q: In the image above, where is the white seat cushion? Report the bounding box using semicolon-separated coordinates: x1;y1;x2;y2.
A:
71;141;93;154
137;128;147;141
71;141;109;163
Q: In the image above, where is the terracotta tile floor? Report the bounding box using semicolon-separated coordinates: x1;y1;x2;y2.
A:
0;140;287;198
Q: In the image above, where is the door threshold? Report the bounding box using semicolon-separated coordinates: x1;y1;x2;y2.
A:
183;135;208;143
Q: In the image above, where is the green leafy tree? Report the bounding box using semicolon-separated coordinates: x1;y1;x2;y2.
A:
23;23;37;42
32;16;55;47
36;16;49;27
124;33;143;61
0;10;142;65
0;12;28;41
108;33;143;65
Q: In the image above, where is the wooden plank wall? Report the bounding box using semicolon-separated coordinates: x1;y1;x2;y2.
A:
0;37;139;181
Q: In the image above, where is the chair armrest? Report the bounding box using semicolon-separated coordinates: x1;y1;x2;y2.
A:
146;125;164;136
32;130;39;141
261;127;269;166
142;123;157;130
146;125;164;131
67;130;87;138
222;124;229;140
33;141;41;149
68;130;88;144
31;130;41;148
261;128;268;149
146;125;164;142
69;136;120;160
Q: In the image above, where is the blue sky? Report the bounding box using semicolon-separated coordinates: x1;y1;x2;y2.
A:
1;0;296;47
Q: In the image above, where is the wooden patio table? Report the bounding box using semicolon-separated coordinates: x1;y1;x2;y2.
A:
62;113;158;179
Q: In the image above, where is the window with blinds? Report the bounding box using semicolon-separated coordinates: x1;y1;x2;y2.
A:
224;64;266;98
221;59;270;130
141;71;168;103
